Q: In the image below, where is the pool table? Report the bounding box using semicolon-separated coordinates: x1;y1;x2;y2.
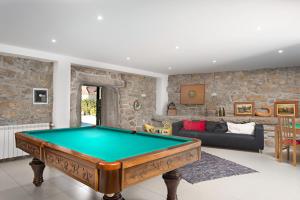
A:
15;126;201;200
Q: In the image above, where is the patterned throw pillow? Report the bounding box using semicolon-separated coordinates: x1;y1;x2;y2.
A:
144;123;172;135
144;124;156;133
160;128;172;135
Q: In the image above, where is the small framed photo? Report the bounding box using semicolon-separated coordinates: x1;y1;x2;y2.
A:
234;102;255;116
33;88;48;104
274;101;298;117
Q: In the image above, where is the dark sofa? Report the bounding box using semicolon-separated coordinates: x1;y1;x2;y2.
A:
172;121;264;152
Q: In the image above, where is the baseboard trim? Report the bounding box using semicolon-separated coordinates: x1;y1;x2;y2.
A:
0;155;31;163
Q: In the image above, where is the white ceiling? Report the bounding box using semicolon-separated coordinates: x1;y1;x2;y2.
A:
0;0;300;75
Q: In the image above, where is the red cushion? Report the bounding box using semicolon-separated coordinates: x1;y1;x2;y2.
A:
282;139;300;145
183;120;206;132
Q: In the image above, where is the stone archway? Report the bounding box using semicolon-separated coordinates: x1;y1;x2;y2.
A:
70;66;125;127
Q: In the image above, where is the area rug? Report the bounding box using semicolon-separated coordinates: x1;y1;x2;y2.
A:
178;151;257;184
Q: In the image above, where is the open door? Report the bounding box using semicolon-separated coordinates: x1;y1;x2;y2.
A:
81;85;119;127
100;87;119;127
81;86;102;126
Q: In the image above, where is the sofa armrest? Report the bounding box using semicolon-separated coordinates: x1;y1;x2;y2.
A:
254;124;264;150
172;121;183;135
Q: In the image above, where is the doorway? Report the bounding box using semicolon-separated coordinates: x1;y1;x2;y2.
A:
81;86;102;126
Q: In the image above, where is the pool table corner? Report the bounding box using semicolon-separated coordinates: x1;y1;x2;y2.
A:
98;161;122;194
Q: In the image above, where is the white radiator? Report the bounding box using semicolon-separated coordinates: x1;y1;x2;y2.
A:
0;123;50;160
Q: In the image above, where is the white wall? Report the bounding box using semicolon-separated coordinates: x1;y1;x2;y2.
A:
156;76;169;115
0;43;168;128
52;60;71;128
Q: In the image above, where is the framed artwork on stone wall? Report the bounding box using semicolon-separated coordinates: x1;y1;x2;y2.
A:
274;101;298;117
33;88;48;104
234;102;255;116
180;84;205;105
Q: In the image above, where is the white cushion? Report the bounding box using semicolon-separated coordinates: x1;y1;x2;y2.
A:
226;122;255;135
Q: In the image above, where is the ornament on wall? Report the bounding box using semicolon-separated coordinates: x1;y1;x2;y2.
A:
211;72;218;97
167;102;177;116
133;99;142;111
255;105;273;117
180;84;205;105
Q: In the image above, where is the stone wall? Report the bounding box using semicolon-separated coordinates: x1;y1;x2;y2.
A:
0;55;53;125
168;66;300;116
70;65;156;131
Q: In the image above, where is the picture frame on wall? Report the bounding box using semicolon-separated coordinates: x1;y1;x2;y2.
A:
274;101;298;117
33;88;48;104
234;102;255;116
180;84;205;105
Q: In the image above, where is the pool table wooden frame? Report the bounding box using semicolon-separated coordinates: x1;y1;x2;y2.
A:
15;127;201;200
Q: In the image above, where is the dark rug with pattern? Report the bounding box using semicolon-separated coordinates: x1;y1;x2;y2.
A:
178;151;257;184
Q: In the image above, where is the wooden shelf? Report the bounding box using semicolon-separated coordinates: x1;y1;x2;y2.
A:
152;114;279;125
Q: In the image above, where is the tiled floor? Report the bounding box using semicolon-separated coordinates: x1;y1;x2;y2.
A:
0;147;299;200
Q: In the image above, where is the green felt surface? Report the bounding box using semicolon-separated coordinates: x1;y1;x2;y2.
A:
24;126;191;162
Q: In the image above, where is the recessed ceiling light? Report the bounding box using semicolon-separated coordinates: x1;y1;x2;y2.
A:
168;66;172;70
278;49;284;54
256;26;262;31
51;39;56;43
126;57;131;61
175;46;180;50
97;15;103;21
212;60;217;64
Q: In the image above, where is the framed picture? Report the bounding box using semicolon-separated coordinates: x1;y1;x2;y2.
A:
274;101;298;117
180;84;205;105
33;88;48;104
234;102;255;116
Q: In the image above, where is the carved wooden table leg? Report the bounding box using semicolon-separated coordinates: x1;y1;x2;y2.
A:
163;169;182;200
103;193;125;200
29;158;45;187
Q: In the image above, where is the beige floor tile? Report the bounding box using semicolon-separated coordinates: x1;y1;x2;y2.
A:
0;168;19;192
1;147;300;200
122;184;165;200
0;187;35;200
137;176;167;196
44;192;74;200
22;180;63;200
62;186;102;200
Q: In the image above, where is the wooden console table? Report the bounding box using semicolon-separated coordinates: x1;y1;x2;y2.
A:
152;114;279;125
